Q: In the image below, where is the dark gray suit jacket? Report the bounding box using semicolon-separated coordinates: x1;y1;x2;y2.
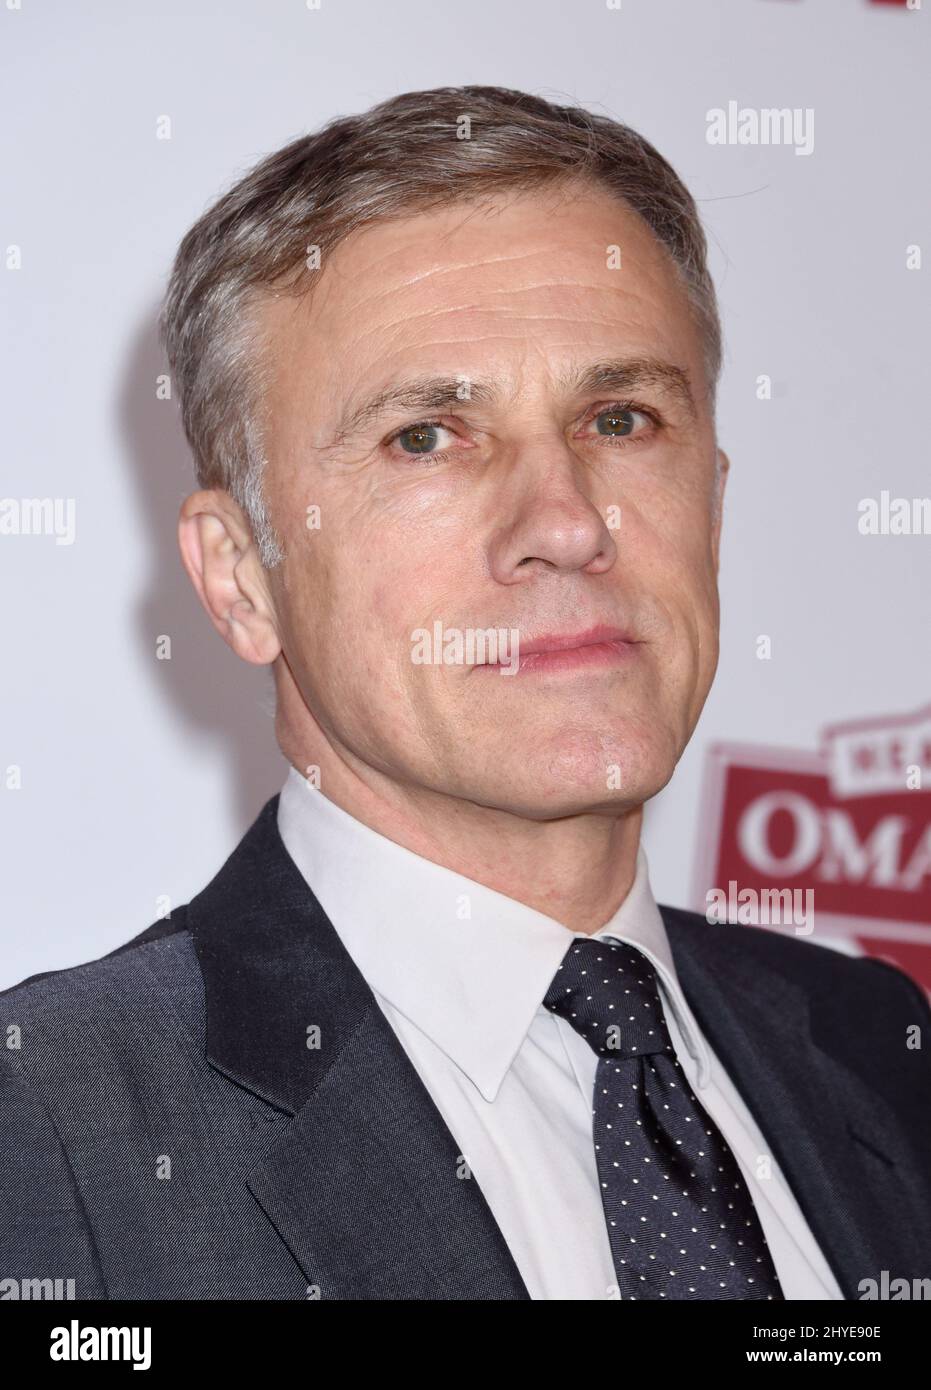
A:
2;793;930;1300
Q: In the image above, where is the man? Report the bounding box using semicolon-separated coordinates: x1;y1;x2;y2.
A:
2;86;929;1302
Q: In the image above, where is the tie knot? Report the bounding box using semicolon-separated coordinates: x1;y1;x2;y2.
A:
543;937;674;1061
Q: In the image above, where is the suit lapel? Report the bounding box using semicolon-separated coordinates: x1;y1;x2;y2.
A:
663;908;931;1300
246;996;529;1299
187;794;529;1300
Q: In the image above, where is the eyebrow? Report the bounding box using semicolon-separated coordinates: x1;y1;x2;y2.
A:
333;356;698;441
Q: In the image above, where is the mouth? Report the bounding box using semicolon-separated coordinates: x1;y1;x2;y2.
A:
475;624;641;676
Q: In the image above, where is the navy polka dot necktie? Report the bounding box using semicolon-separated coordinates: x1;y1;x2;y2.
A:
543;937;785;1300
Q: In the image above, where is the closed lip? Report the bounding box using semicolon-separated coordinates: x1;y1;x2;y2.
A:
510;624;637;656
476;623;639;669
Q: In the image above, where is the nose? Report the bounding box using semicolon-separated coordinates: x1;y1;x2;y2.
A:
486;449;618;584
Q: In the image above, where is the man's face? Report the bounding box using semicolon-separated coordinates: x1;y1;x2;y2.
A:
259;184;725;818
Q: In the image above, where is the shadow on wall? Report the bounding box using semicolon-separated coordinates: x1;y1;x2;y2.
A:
117;304;285;833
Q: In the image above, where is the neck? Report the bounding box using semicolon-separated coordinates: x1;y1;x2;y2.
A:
276;686;642;937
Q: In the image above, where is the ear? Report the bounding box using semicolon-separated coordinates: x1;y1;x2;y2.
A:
177;489;282;665
711;447;730;574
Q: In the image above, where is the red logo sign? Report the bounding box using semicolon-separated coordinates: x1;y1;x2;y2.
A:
694;705;931;992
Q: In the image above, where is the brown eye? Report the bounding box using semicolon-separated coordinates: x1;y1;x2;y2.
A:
595;407;638;437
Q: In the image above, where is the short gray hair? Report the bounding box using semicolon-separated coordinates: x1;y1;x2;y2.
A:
158;86;722;568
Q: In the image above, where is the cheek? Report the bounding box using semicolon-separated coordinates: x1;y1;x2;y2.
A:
345;553;448;701
371;543;469;634
367;559;426;651
639;547;720;698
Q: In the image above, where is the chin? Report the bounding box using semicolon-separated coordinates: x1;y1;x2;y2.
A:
458;724;679;819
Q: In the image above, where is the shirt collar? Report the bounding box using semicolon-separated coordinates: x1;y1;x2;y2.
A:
277;765;710;1101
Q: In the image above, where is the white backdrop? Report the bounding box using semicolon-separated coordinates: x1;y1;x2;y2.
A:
2;0;928;988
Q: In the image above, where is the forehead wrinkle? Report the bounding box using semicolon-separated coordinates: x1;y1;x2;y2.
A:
344;310;575;358
346;241;585;290
330;229;647;322
327;237;551;302
350;285;672;347
348;265;678;341
341;265;653;325
314;185;674;324
357;291;650;340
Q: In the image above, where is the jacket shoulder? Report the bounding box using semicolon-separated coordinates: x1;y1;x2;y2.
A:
0;907;201;1094
660;900;929;1008
0;906;191;1010
0;906;204;1299
659;902;931;1116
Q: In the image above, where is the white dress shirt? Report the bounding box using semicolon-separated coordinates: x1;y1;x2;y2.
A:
277;765;844;1301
